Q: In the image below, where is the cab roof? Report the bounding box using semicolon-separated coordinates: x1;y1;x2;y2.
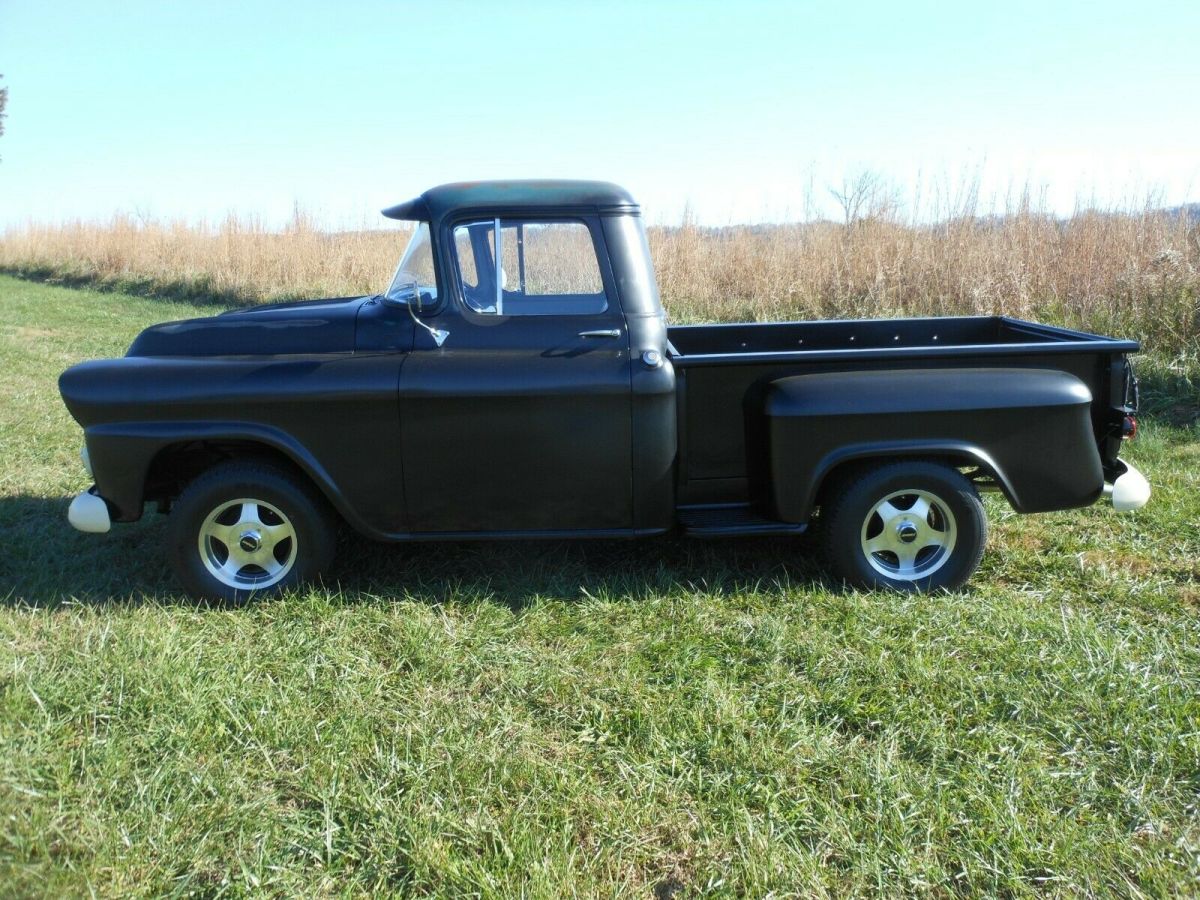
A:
381;180;639;222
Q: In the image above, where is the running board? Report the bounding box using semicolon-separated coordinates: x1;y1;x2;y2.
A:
677;504;808;538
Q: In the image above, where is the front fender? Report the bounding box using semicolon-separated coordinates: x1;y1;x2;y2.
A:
83;421;373;532
60;352;407;537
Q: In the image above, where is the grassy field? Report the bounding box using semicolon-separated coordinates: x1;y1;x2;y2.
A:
1;274;1198;896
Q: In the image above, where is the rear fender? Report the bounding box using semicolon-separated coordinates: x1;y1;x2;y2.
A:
751;367;1104;522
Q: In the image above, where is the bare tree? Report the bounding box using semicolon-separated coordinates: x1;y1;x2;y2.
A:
830;170;900;225
0;75;7;158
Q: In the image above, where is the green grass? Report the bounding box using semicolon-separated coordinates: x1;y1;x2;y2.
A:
1;274;1197;896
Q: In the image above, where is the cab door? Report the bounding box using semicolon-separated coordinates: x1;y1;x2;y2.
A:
399;216;634;534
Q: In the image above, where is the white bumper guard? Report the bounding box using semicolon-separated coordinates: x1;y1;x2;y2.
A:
1104;460;1151;512
68;489;112;533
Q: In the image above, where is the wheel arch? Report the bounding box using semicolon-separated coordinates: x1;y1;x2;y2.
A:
809;442;1019;516
146;438;314;503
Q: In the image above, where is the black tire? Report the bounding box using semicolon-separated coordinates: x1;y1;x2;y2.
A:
821;460;986;592
168;461;336;603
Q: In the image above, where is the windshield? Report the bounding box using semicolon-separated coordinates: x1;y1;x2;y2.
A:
385;222;437;302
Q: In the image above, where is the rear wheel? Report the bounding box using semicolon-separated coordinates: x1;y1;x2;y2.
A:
822;461;986;592
168;461;335;602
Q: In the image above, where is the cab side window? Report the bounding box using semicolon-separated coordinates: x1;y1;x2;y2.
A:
451;219;608;316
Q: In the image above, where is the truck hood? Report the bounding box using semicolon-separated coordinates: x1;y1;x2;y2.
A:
125;295;370;357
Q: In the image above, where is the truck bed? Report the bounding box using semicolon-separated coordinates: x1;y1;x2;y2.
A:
667;315;1137;364
666;315;1139;507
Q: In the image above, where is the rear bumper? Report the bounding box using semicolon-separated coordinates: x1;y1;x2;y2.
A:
1104;460;1151;512
68;487;112;533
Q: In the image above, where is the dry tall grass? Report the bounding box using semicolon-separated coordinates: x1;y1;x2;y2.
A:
1;203;1196;358
0;212;402;303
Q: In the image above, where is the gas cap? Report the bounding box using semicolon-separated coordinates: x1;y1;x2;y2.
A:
641;349;663;369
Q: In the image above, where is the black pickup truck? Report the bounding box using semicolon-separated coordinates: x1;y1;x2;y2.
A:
59;181;1149;601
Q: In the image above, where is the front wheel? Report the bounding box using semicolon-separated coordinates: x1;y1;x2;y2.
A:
822;461;987;592
168;461;336;603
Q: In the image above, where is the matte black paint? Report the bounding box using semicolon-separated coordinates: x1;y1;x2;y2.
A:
61;352;409;535
127;295;368;357
382;180;640;225
754;368;1103;521
57;180;1140;544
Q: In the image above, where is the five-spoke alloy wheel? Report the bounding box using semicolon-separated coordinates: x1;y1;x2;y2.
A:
198;497;299;591
823;461;986;592
169;461;335;603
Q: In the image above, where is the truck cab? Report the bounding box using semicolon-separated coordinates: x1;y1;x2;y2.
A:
378;182;676;536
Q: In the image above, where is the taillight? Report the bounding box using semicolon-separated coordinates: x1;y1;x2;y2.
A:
1122;415;1138;440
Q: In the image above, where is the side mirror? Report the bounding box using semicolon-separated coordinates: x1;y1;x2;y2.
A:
391;279;449;347
387;279;426;309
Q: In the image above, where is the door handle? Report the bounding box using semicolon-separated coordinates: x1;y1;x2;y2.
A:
578;329;621;339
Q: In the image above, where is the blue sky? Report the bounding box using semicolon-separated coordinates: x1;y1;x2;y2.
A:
1;0;1197;227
